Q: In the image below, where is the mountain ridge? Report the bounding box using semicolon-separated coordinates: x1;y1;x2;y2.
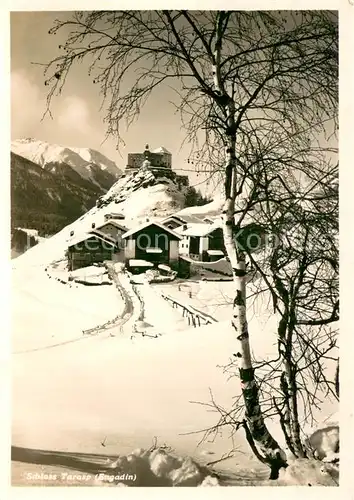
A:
11;152;104;236
11;138;122;191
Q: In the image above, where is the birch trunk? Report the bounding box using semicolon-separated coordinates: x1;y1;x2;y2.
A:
282;354;306;457
278;310;305;457
335;359;339;398
222;178;287;474
213;11;286;477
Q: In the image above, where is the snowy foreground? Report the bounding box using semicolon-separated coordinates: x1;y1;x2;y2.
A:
11;201;338;486
12;260;339;487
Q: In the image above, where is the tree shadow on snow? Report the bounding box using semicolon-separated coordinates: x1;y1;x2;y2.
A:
11;445;118;474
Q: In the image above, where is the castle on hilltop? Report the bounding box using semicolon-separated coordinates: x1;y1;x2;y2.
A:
125;144;189;188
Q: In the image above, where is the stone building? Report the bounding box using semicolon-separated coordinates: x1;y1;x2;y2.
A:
126;144;172;173
125;144;189;187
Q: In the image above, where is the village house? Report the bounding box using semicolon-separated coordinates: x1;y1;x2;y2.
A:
121;220;182;273
67;232;123;271
161;213;207;230
202;216;216;224
104;212;125;221
91;219;127;243
177;222;225;262
161;215;188;230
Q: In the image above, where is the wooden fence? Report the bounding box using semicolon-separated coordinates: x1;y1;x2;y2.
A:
160;293;217;327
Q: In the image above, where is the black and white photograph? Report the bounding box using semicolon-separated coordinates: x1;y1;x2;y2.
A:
8;4;343;489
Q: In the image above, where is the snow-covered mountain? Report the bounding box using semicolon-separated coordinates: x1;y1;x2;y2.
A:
11;151;104;236
11;138;122;191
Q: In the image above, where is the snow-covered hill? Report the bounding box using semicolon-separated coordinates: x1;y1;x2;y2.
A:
11;138;122;190
96;166;185;218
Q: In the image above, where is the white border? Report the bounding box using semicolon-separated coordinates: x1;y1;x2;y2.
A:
1;1;353;499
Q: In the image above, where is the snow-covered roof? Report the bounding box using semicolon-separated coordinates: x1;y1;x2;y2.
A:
158;264;171;272
177;222;221;237
89;229;118;243
203;216;219;223
145;248;163;254
68;231;117;248
153;146;171;155
122;220;182;240
207;250;224;256
162;215;187;226
162;214;205;226
104;212;125;219
129;259;154;267
15;227;39;237
95;220;127;232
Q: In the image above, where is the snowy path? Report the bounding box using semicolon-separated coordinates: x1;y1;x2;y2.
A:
136;283;190;335
105;264;190;338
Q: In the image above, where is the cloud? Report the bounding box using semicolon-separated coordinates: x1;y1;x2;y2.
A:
11;71;46;139
57;96;92;134
11;72;94;145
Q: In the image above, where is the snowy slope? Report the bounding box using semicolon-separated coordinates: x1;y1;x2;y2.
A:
176;194;224;218
11;138;122;189
11;257;278;467
97;167;185;218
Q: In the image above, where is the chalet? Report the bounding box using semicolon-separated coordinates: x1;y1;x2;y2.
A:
122;221;182;271
161;215;187;230
177;223;225;262
104;212;125;221
161;213;205;230
91;220;127;242
67;232;123;271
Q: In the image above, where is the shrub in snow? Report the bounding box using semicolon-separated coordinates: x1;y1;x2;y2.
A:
149;449;183;478
200;475;220;486
277;458;338;486
302;416;339;463
167;456;202;486
304;425;339;462
96;447;219;487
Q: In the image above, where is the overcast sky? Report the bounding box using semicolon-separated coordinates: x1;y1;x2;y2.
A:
11;11;209;188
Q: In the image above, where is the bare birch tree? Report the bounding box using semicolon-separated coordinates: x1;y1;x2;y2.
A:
211;154;338;460
42;9;338;477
